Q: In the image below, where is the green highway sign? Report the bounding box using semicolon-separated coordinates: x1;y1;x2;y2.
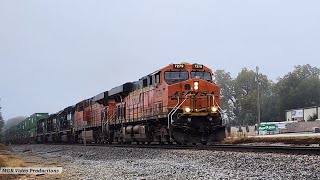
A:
258;124;277;131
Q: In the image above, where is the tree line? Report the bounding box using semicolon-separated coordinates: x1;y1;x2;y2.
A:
215;64;320;126
0;106;4;142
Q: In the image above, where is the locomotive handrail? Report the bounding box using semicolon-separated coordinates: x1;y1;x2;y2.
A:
214;99;223;114
168;94;194;139
170;94;194;124
208;94;223;114
167;96;180;128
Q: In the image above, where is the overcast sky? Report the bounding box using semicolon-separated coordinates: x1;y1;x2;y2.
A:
0;1;319;119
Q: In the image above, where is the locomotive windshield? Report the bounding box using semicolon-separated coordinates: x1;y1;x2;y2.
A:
191;71;212;81
165;71;189;85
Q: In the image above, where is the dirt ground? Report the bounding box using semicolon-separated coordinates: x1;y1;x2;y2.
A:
0;146;65;180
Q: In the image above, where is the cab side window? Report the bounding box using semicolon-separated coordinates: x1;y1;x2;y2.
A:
155;72;161;85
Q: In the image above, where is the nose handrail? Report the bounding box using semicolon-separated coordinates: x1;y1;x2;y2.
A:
167;94;194;140
207;94;223;114
170;94;193;124
167;96;180;130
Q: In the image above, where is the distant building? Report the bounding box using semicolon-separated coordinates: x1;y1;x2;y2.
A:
286;106;320;122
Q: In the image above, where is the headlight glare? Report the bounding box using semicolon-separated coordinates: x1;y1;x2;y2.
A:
211;106;218;113
185;107;191;113
194;82;199;90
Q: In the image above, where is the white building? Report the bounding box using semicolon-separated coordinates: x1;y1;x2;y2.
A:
286;106;320;122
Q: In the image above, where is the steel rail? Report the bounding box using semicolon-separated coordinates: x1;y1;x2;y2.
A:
33;143;320;155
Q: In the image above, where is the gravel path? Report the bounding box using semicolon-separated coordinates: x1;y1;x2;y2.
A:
12;144;320;180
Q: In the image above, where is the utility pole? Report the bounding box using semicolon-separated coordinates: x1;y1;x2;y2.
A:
256;66;261;125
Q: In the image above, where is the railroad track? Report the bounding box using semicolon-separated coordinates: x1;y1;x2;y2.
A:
38;143;320;155
110;144;320;155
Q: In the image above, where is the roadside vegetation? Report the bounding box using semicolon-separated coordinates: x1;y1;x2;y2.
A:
0;154;24;167
225;136;320;145
215;64;320;126
0;144;24;180
0;144;24;167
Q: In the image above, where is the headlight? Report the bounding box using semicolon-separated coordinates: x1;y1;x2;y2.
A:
185;107;191;113
211;106;218;113
194;82;199;90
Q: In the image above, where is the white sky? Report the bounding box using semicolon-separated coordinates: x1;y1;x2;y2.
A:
0;0;319;119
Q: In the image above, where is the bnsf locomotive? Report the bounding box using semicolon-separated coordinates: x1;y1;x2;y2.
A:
5;63;225;145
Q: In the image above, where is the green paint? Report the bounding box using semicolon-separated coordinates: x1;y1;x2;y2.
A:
258;124;277;131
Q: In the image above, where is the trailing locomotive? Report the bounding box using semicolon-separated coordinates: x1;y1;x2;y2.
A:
5;63;225;145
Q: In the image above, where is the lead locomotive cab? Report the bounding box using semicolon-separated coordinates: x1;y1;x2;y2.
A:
164;63;225;144
107;62;225;145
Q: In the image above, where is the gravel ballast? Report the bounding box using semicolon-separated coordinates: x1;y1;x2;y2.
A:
12;144;320;180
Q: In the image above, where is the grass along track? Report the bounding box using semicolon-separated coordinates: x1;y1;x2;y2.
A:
0;144;25;180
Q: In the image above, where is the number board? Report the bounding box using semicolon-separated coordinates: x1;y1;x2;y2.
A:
173;64;185;69
193;64;203;69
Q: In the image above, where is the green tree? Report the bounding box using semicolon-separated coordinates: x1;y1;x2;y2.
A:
215;68;274;126
0;106;4;142
233;68;273;126
214;70;236;124
215;64;319;126
260;85;280;122
275;64;320;120
0;114;3;131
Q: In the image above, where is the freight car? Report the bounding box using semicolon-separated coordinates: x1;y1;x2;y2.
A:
5;63;225;145
4;113;48;144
